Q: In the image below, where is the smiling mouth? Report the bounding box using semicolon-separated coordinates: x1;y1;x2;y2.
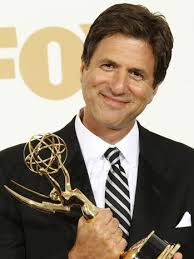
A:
101;93;129;106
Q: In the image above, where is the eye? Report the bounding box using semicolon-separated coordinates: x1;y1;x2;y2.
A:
101;63;114;71
129;70;144;81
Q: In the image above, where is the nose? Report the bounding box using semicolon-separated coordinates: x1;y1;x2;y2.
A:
110;70;128;95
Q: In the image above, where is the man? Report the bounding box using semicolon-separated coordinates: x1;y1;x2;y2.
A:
0;3;192;259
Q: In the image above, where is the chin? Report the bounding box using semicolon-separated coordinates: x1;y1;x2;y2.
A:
101;119;125;130
106;117;135;130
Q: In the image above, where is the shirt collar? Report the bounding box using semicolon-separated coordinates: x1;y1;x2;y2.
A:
75;111;139;166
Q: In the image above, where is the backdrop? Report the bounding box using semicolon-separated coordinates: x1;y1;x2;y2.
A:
0;0;194;150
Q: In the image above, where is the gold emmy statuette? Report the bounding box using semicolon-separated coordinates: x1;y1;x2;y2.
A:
4;133;180;259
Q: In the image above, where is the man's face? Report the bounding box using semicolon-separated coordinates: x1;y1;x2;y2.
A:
80;34;158;132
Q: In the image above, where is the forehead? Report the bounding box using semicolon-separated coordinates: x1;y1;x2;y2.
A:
90;34;155;71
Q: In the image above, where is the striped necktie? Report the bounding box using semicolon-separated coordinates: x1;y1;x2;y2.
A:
104;147;131;239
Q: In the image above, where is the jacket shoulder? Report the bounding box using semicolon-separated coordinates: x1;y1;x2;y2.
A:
139;124;194;155
139;124;194;179
0;143;25;167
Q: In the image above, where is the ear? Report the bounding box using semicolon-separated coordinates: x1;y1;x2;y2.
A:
80;62;85;83
80;61;86;74
148;84;159;104
153;85;159;96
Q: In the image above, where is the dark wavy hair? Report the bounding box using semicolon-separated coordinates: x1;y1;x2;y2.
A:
81;3;173;87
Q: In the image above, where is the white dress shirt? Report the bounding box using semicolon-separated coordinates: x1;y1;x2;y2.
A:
75;113;139;217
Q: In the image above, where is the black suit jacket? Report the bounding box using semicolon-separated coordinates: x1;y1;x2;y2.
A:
0;117;194;259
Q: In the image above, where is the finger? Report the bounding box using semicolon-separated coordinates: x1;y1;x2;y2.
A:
173;252;183;259
77;215;87;227
95;208;113;225
112;228;123;244
117;237;127;251
106;217;120;234
103;220;122;240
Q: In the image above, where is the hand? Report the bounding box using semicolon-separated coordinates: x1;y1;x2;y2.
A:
173;252;183;259
68;208;127;259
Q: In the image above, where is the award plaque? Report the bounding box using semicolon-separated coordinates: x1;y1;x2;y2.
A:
4;133;180;259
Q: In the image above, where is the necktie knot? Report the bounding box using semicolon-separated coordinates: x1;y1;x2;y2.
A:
104;147;120;166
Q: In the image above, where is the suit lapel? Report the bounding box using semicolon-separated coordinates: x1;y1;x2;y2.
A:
128;124;173;245
129;154;163;245
56;117;96;204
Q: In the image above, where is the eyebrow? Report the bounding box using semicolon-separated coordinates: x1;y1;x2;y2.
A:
98;58;118;67
98;58;148;77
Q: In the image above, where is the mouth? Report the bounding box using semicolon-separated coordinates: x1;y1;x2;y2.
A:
100;93;129;106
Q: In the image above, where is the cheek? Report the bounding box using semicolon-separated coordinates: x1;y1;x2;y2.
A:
130;85;154;104
86;69;112;87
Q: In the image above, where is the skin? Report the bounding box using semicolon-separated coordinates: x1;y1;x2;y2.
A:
69;209;127;259
69;34;182;258
80;34;158;144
